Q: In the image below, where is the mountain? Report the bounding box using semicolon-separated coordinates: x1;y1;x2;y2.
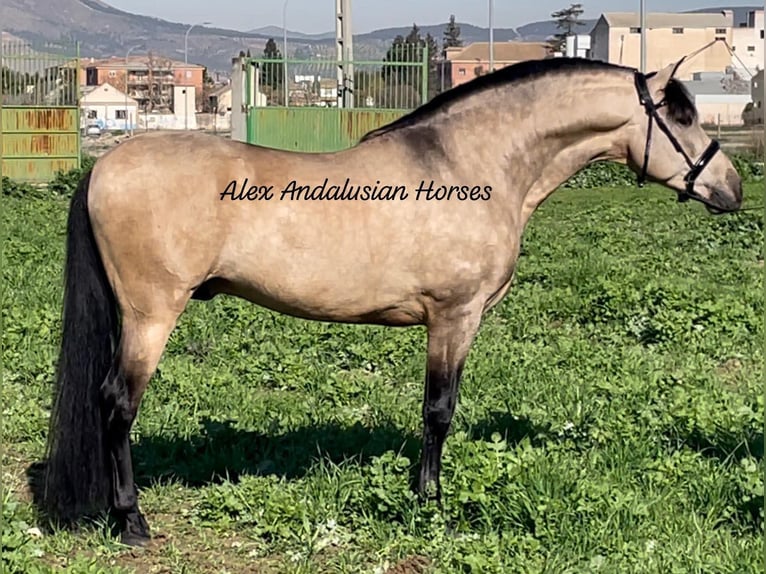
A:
1;1;761;74
248;26;336;41
0;2;524;73
515;19;597;41
0;0;296;72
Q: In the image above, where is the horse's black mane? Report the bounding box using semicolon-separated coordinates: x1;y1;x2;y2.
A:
662;77;697;126
360;57;696;141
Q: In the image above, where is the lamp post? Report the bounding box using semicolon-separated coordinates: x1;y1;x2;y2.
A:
283;0;289;106
640;0;647;72
184;21;212;64
488;0;494;72
183;21;211;130
125;44;144;134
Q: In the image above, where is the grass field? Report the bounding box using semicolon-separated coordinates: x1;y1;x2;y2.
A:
2;182;764;573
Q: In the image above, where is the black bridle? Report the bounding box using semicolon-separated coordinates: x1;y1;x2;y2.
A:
633;70;721;204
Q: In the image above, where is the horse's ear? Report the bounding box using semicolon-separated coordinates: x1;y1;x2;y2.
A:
646;60;685;97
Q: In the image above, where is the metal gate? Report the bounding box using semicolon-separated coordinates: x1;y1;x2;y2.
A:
232;45;429;152
1;39;81;182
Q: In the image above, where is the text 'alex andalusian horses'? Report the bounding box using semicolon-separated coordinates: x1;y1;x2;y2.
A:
42;57;742;545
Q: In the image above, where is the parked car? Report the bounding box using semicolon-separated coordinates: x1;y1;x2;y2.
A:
85;122;102;136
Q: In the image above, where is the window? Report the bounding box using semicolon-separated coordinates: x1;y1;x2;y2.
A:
458;68;466;75
761;30;764;39
87;110;97;119
672;27;684;34
108;70;116;77
748;46;755;52
115;110;126;119
630;27;640;33
715;28;727;34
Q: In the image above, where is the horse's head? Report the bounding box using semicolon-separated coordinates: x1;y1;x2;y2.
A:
627;61;743;214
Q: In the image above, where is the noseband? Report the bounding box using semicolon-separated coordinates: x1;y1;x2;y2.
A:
633;71;721;203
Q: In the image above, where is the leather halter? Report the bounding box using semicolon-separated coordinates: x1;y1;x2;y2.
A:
633;71;721;203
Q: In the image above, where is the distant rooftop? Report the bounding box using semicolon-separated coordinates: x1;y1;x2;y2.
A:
447;41;551;62
82;55;205;70
601;12;733;29
684;71;752;96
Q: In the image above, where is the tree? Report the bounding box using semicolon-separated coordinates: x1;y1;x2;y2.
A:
550;3;586;53
442;14;463;54
425;32;439;99
262;38;284;100
382;24;439;105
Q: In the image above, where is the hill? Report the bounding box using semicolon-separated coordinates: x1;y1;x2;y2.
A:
1;1;761;73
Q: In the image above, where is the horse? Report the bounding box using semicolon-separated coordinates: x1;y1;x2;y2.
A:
41;57;742;546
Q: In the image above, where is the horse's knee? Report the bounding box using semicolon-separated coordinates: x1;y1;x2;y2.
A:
423;401;454;438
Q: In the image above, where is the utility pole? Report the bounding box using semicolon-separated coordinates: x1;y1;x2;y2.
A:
335;0;354;108
283;0;289;106
640;0;647;72
125;44;143;134
489;0;494;72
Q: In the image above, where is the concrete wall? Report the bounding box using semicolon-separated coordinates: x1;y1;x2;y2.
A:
230;57;246;142
606;27;732;78
693;95;752;125
173;85;197;129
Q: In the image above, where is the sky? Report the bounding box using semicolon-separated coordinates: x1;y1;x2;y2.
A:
106;1;758;35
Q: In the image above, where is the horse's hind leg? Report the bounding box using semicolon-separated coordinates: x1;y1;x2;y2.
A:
100;311;180;546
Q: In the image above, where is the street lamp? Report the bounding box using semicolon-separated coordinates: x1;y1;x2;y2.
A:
184;21;211;130
185;21;212;64
125;43;144;133
640;0;647;72
489;0;494;72
283;0;289;106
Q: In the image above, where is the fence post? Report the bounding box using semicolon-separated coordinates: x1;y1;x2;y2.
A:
421;43;429;105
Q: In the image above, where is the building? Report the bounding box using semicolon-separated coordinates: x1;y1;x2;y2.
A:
565;35;591;58
753;69;764;109
80;82;139;131
444;41;552;87
683;71;752;125
78;55;206;113
589;11;734;79
731;9;764;76
743;69;764;124
209;84;232;115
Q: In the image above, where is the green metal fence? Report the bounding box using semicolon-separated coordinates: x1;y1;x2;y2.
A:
244;44;429;152
1;39;81;182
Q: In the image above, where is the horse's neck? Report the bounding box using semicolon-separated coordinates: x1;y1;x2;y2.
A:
449;73;637;224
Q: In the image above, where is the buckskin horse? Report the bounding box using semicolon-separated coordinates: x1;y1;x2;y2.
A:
42;57;742;545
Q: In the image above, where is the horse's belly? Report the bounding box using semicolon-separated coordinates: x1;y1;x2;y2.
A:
211;261;427;326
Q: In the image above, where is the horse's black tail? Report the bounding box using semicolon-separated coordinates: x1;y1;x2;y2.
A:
43;168;119;524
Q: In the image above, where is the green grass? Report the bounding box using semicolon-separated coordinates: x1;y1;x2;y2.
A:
2;183;764;573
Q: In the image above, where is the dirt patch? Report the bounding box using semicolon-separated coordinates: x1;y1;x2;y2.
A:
385;555;432;574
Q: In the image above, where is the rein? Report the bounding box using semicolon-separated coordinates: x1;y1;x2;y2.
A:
633;70;721;205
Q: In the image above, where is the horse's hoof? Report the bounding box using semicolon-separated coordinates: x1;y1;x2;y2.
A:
120;531;151;547
116;508;151;547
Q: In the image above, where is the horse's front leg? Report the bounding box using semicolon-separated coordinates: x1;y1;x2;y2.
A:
418;306;483;501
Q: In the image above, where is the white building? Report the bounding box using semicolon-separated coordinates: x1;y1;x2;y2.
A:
684;71;752;125
80;83;139;132
566;35;591;58
731;9;764;77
